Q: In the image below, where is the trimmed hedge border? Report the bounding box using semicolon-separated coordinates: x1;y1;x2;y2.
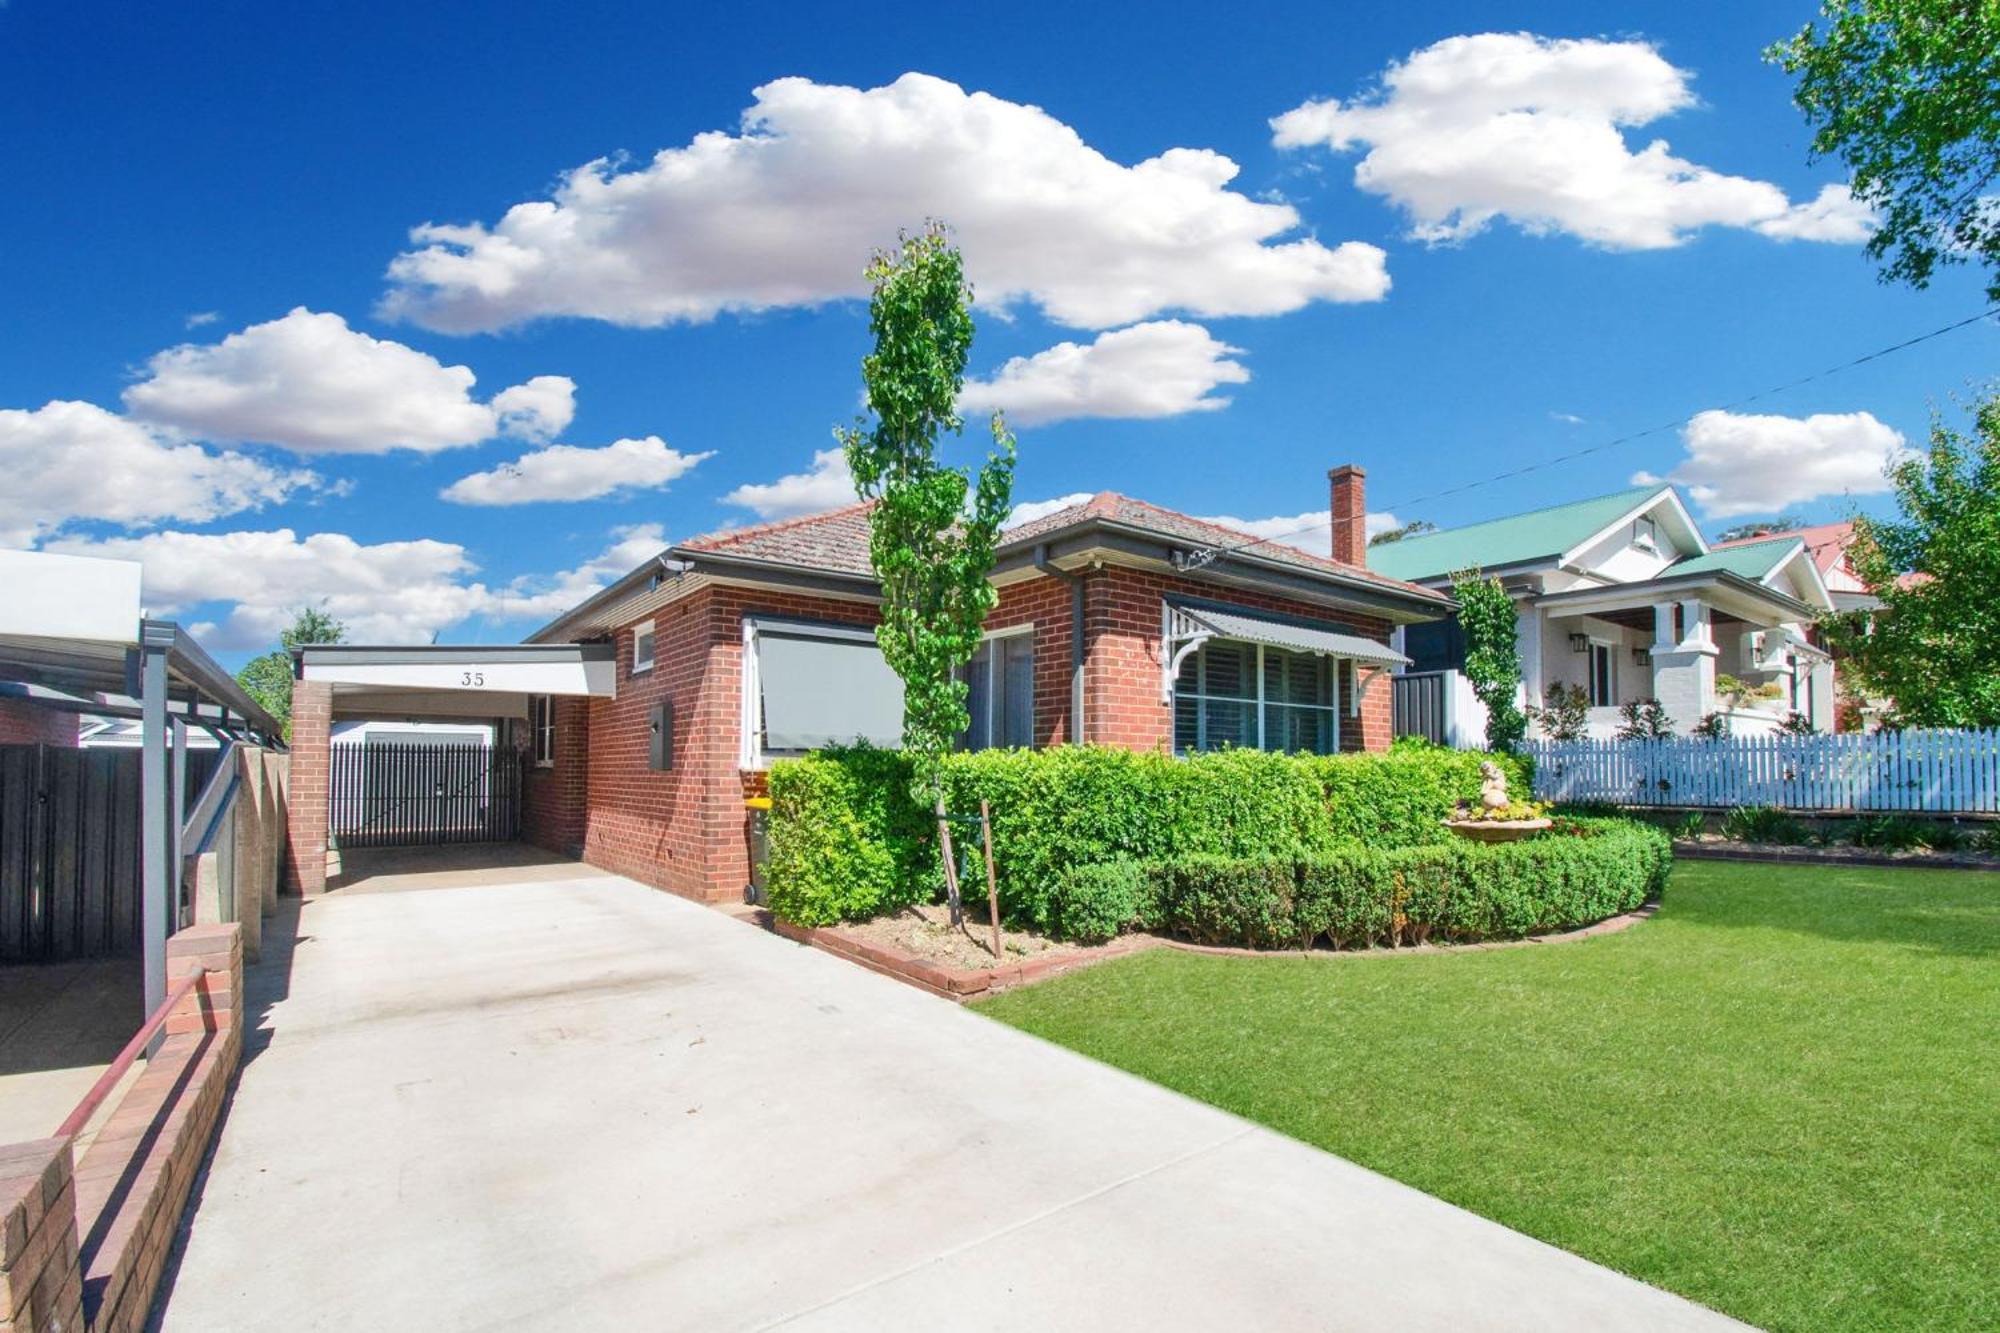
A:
766;742;1535;930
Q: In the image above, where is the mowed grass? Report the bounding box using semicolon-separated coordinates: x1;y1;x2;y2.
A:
979;861;1999;1331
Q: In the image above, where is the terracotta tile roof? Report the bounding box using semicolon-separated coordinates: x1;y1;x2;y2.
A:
676;500;877;577
999;491;1448;601
674;490;1445;604
1714;520;1856;576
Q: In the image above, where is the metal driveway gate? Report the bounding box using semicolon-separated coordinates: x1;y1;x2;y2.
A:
330;742;522;849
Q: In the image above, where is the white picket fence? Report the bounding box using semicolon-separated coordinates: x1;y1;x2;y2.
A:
1526;729;2000;813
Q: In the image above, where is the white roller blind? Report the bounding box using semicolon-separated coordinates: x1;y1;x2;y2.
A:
758;629;904;752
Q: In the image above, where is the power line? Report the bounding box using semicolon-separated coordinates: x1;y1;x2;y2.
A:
1199;306;1998;564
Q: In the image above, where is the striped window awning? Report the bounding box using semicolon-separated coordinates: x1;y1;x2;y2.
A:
1162;602;1409;703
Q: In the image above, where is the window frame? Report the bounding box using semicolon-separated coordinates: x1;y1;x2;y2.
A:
957;625;1036;752
630;618;657;676
529;695;556;768
1633;514;1661;554
1173;637;1343;756
1587;639;1617;708
739;615;903;769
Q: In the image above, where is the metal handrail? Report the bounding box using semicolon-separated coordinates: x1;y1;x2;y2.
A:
180;739;240;856
55;967;209;1139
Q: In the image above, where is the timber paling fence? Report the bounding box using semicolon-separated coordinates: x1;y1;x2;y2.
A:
1526;729;2000;814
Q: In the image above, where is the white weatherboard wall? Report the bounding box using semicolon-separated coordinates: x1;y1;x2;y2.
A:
0;549;143;642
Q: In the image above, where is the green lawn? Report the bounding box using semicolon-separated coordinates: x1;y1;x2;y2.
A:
979;861;1999;1332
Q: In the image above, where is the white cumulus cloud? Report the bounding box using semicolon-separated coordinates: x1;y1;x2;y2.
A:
441;436;711;506
1272;33;1871;251
382;72;1389;334
46;524;668;649
0;400;315;545
1199;509;1403;556
1634;409;1909;519
720;448;859;520
1004;493;1096;528
1754;182;1879;242
122;307;576;454
959;321;1249;427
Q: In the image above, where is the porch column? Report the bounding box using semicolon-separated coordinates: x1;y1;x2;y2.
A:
1649;599;1717;734
1516;604;1543;711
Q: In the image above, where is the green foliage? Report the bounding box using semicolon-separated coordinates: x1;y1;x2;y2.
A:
1449;571;1526;751
1145;817;1669;950
764;743;1533;933
1847;813;1932;850
1768;0;2000;301
1367;518;1437;547
1715;673;1781;710
1692;711;1730;741
1530;682;1591;741
1777;710;1819;736
1818;396;2000;727
1722;805;1810;844
1615;699;1675;740
1046;862;1156;945
838;222;1017;812
1671;811;1708;840
234;606;345;736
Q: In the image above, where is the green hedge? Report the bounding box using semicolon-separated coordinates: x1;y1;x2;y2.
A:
765;741;1534;931
1150;818;1670;949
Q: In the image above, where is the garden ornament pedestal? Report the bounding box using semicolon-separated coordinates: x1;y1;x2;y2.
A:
1443;759;1551;843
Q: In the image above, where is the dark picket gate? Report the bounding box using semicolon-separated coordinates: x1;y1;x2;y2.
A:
0;743;220;963
329;742;522;849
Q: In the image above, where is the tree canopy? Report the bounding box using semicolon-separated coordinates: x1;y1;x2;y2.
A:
1820;396;2000;727
1768;0;2000;301
236;606;344;735
839;222;1017;809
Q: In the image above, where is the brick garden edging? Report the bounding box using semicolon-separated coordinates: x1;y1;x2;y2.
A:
766;916;1159;1001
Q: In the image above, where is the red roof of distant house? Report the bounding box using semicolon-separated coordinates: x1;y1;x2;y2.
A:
1714;521;1856;577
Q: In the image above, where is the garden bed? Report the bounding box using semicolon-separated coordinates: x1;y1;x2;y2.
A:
768;906;1156;1001
1674;836;2000;870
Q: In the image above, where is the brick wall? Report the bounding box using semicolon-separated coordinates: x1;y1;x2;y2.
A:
578;587;885;903
0;701;76;747
521;697;590;857
284;680;331;895
0;924;242;1333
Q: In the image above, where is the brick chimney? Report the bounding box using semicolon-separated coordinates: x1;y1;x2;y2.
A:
1328;464;1367;566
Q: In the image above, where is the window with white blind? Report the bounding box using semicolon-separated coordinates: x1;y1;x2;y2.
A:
958;630;1035;751
1173;640;1340;755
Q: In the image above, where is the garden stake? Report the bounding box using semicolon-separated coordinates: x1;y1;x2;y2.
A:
980;800;1001;961
934;795;963;928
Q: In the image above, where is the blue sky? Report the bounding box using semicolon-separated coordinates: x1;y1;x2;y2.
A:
2;1;1993;665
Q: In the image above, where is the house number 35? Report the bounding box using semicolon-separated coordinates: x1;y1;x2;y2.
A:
460;671;485;686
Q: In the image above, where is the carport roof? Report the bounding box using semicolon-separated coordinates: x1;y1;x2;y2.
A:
0;619;284;742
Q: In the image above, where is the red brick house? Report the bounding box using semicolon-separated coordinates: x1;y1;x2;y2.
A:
511;465;1450;903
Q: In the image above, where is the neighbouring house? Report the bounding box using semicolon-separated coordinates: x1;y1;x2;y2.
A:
288;464;1449;905
1368;483;1839;744
1714;520;1879;614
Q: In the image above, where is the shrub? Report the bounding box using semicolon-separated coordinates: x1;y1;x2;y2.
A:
1722;805;1808;844
1148;817;1669;949
1046;862;1155;944
765;742;1536;932
1615;699;1675;740
1848;814;1931;851
1530;682;1591;741
1671;811;1706;839
1925;821;1974;853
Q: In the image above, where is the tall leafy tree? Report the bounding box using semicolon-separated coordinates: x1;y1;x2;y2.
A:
236;606;345;737
1768;0;2000;301
1450;571;1526;751
840;223;1016;920
1820;397;2000;726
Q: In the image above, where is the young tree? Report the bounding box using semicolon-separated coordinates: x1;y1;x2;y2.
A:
840;223;1017;923
1819;396;2000;726
1368;519;1437;547
1768;0;2000;301
1450;571;1526;751
236;607;345;736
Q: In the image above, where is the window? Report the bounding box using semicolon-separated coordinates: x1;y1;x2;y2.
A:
630;619;657;675
1633;515;1660;553
529;695;555;767
1587;642;1615;708
958;631;1035;751
744;619;904;764
1173;640;1339;755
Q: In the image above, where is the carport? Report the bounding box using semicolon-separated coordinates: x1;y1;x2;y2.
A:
287;643;615;894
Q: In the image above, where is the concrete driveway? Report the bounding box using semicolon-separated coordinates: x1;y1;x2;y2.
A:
157;848;1741;1331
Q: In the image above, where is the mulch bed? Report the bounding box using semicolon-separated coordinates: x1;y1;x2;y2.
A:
1673;838;2000;871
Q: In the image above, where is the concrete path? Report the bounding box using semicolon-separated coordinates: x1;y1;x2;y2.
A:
156;850;1742;1331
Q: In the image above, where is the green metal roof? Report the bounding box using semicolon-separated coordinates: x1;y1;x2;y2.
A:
1365;485;1665;584
1664;536;1800;582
